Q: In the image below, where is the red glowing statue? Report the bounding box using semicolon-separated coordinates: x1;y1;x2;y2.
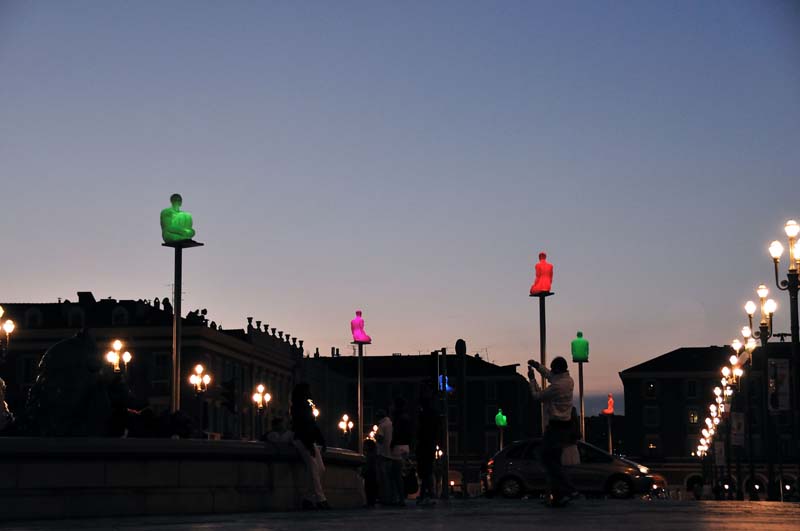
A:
602;394;614;415
351;310;372;344
529;252;554;295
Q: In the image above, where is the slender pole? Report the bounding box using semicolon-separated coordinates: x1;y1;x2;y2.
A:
758;330;777;500
358;342;364;455
787;272;799;474
746;367;758;500
499;427;504;450
578;362;585;440
539;296;547;434
441;347;450;500
171;246;183;414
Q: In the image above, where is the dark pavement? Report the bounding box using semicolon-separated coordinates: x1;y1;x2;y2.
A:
2;498;799;531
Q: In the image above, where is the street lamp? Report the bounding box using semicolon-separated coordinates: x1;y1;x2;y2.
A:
768;220;800;502
338;413;354;434
252;384;271;410
744;287;776;347
105;339;131;373
189;364;210;394
0;306;16;361
308;399;319;419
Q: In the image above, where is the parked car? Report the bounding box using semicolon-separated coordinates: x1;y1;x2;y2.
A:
483;439;654;499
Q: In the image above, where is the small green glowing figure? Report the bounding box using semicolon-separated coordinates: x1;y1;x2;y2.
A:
495;408;507;428
571;331;589;363
160;193;196;243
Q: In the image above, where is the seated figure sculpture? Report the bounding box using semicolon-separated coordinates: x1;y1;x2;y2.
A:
602;394;614;415
530;252;553;295
160;193;196;243
351;310;371;344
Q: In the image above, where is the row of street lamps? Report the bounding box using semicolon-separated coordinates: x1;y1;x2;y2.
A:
697;219;800;501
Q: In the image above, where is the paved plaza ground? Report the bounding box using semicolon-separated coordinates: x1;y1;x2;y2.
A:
2;498;799;531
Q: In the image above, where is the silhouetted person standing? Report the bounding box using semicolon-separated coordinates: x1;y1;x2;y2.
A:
416;386;438;505
529;357;577;506
290;383;329;510
390;397;413;506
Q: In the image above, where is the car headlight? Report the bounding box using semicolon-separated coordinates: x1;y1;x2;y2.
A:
638;466;649;475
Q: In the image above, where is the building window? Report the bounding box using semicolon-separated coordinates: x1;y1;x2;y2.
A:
686;379;698;399
486;405;498;425
151;352;170;395
644;380;658;399
487;382;497;401
643;406;660;427
645;435;661;458
688;408;699;425
111;306;129;326
448;432;459;455
24;308;43;328
67;308;85;328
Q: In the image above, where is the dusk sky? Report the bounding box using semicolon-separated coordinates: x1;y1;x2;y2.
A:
1;1;798;404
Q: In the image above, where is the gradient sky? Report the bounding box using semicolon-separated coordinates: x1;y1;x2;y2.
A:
1;1;798;402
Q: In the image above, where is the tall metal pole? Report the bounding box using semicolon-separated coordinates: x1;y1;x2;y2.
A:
441;347;450;500
787;272;799;473
578;362;585;440
757;328;777;501
358;342;364;455
172;246;183;414
539;295;548;434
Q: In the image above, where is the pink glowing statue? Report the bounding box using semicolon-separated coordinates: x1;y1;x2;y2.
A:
602;394;614;415
529;252;554;295
351;310;372;344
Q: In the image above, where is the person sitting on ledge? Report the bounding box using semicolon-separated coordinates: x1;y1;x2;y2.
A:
160;193;196;243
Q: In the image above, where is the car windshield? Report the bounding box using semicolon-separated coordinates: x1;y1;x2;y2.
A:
578;442;613;464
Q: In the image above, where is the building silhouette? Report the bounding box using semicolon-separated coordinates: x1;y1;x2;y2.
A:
620;344;797;494
0;292;303;440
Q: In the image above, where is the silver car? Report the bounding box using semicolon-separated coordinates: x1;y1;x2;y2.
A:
484;439;654;499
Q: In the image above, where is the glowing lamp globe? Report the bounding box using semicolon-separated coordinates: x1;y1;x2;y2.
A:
3;320;15;335
746;338;757;352
729;355;738;366
764;299;777;315
757;284;769;299
731;339;742;352
257;384;265;394
571;331;589;363
122;351;132;364
785;220;800;238
744;301;757;316
769;241;784;260
202;374;210;385
106;351;118;364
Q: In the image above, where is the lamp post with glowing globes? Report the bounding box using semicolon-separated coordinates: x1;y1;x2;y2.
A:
743;287;779;500
189;364;211;433
768;220;800;475
252;384;271;439
0;306;16;362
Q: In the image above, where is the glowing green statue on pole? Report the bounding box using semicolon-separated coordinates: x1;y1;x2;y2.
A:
161;194;203;414
160;193;196;243
495;408;507;450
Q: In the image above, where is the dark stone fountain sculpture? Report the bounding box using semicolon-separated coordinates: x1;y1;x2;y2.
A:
18;330;148;437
